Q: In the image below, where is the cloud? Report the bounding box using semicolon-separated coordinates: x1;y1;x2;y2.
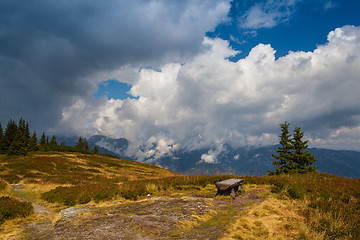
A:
57;25;360;160
0;0;231;131
239;0;298;29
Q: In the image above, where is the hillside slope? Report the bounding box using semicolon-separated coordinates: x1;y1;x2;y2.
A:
0;151;179;185
0;152;359;239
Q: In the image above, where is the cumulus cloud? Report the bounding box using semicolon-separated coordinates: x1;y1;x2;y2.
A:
57;25;360;160
0;0;230;130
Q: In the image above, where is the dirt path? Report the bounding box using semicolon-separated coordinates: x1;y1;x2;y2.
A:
11;184;50;214
23;186;267;240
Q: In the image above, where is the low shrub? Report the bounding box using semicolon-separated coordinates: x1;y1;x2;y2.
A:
0;196;33;224
41;183;120;206
0;174;22;184
0;180;7;192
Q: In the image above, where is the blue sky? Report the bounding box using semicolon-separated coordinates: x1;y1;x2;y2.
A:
1;0;360;160
211;0;360;59
95;0;360;100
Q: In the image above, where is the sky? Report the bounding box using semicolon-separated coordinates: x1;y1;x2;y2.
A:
1;0;360;161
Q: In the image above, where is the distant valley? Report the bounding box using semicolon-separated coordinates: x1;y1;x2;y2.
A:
58;135;360;178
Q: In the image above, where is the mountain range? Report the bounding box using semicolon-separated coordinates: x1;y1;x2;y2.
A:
58;135;360;178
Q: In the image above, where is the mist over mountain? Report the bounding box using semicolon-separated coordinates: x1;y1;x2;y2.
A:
58;135;360;178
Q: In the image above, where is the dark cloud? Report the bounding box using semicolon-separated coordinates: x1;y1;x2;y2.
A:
0;0;230;130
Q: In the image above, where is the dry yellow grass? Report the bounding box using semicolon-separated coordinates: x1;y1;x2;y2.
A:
221;196;322;240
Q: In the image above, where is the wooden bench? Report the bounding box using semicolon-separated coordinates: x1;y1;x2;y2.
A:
215;179;244;199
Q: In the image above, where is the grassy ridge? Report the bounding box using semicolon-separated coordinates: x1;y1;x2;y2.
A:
0;151;178;185
0;152;359;239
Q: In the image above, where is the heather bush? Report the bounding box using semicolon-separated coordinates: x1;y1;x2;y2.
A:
0;196;33;224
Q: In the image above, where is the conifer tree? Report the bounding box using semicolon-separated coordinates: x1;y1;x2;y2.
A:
3;119;18;153
92;145;99;154
7;129;28;156
84;138;89;151
0;122;3;153
292;127;318;173
0;121;3;139
269;122;318;175
25;122;30;142
40;132;48;151
29;131;39;151
40;132;46;146
76;136;84;150
49;135;57;147
18;118;30;148
269;121;294;174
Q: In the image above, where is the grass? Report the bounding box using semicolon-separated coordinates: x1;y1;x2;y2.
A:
0;151;179;185
241;173;360;239
1;151;359;239
0;196;33;225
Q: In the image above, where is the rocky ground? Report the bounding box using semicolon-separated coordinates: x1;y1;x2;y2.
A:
10;184;267;240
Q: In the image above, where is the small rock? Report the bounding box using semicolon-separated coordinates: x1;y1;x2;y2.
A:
184;197;197;201
59;206;91;222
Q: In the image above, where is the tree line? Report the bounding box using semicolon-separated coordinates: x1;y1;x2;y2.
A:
0;118;99;156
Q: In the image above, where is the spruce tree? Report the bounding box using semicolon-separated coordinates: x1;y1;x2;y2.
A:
3;119;18;153
29;131;39;151
0;122;3;153
49;135;57;147
18;118;30;148
269;121;295;175
292;127;318;173
7;129;28;156
76;136;84;150
92;145;99;154
40;132;48;151
40;132;46;146
84;138;89;151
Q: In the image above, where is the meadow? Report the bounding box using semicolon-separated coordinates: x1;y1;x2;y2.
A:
0;151;359;239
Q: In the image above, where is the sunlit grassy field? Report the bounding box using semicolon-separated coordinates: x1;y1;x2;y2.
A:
0;152;359;239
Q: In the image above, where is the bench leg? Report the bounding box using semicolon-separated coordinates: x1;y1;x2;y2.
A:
230;188;236;199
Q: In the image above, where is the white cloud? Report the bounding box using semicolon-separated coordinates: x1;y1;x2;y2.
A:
239;0;297;29
57;25;360;160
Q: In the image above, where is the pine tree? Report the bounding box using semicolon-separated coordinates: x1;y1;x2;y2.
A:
76;136;84;150
0;122;3;153
24;121;30;143
40;132;48;151
3;119;18;153
18;118;30;148
92;145;99;154
269;121;294;175
40;132;46;146
84;138;89;151
29;131;39;151
7;129;28;156
49;135;57;147
292;127;318;173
